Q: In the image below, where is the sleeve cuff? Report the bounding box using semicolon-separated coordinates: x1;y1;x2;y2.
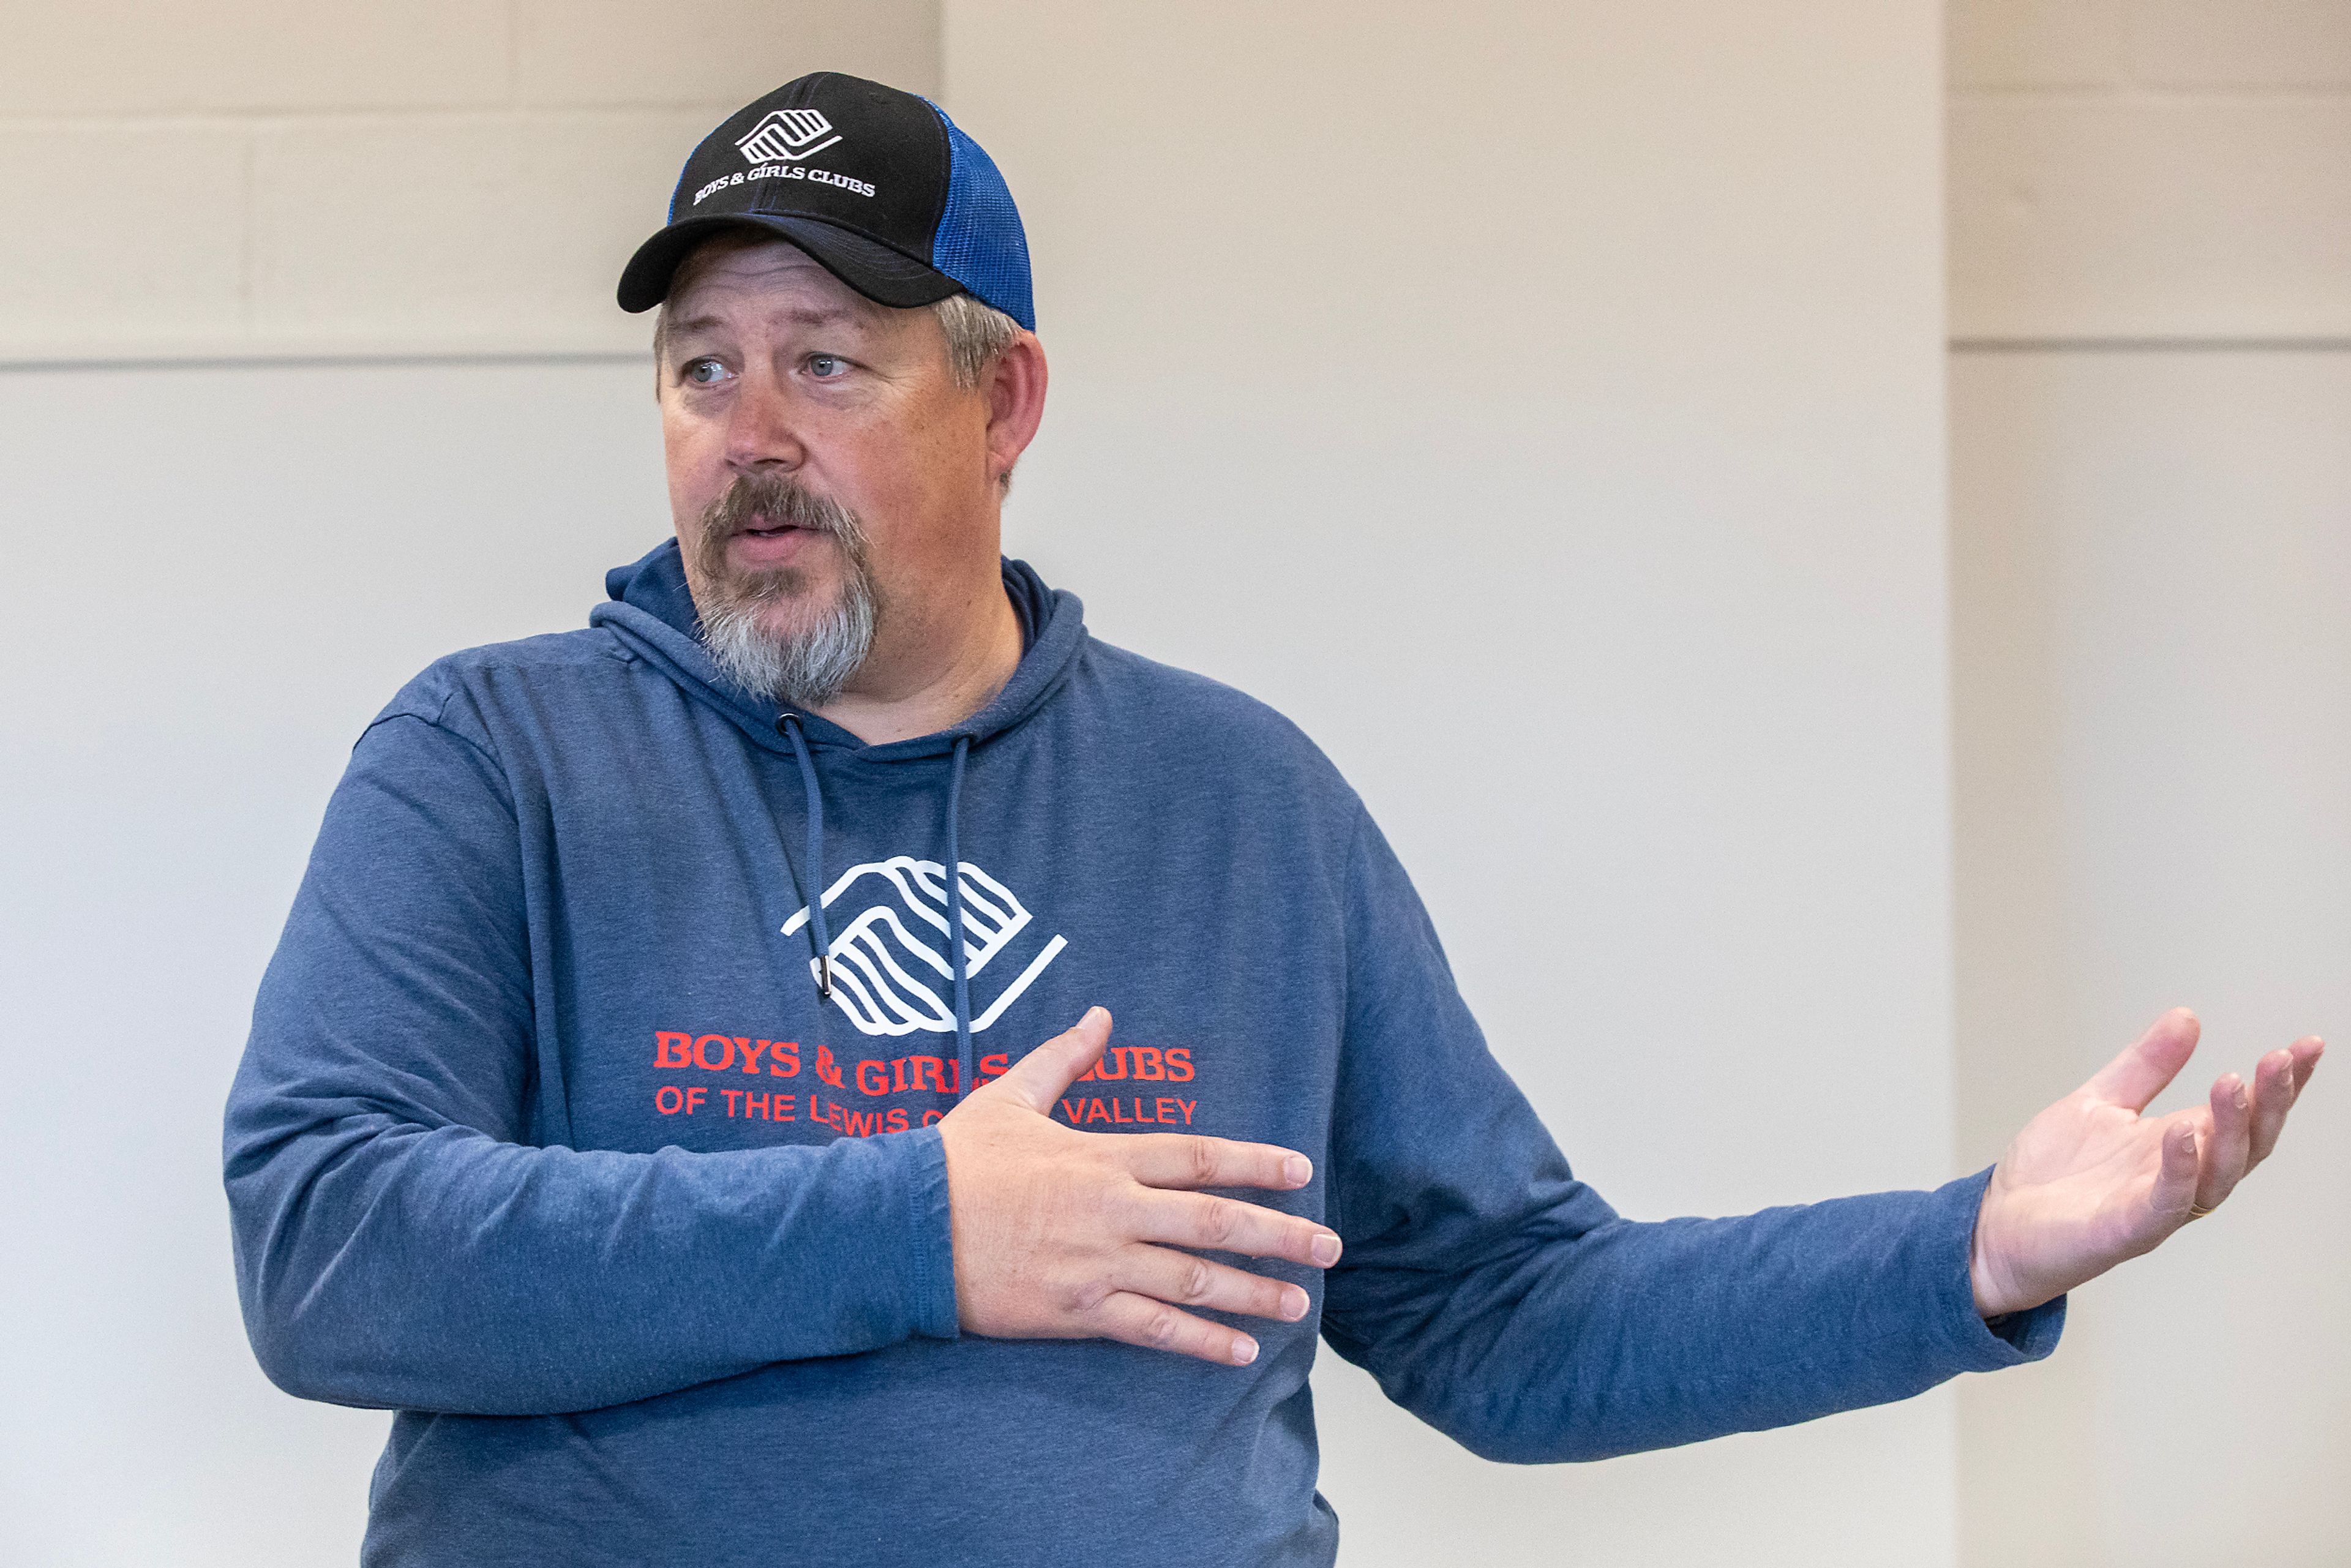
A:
1926;1166;2066;1370
899;1124;961;1341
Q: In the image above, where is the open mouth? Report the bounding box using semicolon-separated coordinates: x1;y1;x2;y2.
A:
741;515;808;539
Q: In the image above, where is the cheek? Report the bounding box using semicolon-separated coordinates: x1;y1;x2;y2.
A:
662;409;728;530
813;424;940;531
871;399;991;511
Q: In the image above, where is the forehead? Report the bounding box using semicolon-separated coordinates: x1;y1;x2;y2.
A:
664;235;881;330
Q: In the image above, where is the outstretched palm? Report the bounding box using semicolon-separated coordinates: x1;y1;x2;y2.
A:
1970;1008;2323;1318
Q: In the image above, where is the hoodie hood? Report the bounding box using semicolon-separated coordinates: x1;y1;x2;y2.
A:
587;538;1087;760
586;537;1092;1101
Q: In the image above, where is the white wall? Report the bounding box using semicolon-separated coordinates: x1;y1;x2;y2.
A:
1951;351;2351;1567
0;361;667;1566
4;4;1974;1564
946;4;1962;1564
1947;2;2351;1562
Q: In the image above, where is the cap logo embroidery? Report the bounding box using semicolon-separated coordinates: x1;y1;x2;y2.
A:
737;108;842;164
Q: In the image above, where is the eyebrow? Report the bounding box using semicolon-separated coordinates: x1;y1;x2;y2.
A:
664;305;866;342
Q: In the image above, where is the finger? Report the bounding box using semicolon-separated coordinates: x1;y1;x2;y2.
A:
2289;1035;2325;1095
2084;1007;2201;1112
1091;1290;1262;1367
2248;1047;2301;1166
987;1007;1112;1114
2196;1075;2252;1210
1122;1133;1313;1193
1114;1244;1311;1324
2151;1120;2202;1227
1135;1190;1342;1268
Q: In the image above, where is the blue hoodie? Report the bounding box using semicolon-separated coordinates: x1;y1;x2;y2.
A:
225;543;2061;1566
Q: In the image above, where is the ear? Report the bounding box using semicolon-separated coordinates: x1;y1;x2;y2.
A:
982;332;1048;488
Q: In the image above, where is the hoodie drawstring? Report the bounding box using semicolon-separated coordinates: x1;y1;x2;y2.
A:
777;716;833;1002
944;735;973;1100
778;715;980;1100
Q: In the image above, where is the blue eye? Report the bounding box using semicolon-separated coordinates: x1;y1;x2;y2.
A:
808;354;849;379
683;358;730;386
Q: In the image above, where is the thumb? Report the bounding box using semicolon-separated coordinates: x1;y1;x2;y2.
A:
2083;1007;2200;1112
986;1007;1112;1114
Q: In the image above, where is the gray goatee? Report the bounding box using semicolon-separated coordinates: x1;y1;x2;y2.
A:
686;471;880;708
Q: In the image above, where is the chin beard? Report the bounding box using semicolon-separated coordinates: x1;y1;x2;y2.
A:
685;472;881;709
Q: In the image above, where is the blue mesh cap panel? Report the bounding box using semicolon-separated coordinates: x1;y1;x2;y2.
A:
924;103;1035;330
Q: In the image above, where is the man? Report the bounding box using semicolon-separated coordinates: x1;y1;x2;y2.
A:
225;72;2322;1566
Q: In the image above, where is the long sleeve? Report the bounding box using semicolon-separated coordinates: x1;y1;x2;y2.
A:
223;694;958;1418
1316;808;2061;1463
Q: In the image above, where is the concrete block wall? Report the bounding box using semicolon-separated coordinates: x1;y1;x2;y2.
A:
0;2;939;362
1949;0;2351;339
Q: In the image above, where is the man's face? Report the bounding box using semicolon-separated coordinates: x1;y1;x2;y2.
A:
656;235;1000;702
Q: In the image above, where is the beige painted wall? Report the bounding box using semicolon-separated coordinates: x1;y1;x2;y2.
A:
1948;2;2351;1563
1949;0;2351;340
0;2;939;360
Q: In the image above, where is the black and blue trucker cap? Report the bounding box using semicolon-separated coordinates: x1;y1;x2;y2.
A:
618;72;1033;330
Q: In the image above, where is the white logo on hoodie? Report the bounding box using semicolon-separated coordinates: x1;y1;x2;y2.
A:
781;856;1067;1037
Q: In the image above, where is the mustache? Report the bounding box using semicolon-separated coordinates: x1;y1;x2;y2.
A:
699;471;865;547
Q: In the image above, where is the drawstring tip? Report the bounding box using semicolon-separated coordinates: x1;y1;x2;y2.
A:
815;953;833;1001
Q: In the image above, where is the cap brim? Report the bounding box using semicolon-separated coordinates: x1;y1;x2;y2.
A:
617;214;961;314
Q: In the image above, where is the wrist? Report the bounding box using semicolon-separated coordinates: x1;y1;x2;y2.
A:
1969;1177;2019;1318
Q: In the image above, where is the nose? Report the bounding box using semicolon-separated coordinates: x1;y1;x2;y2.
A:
722;365;806;475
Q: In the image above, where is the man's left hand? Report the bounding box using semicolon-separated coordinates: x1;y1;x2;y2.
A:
1970;1007;2324;1318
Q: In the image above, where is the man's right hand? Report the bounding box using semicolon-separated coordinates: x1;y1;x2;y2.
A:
937;1007;1339;1366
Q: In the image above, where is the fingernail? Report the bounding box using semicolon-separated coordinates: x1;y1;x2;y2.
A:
1311;1232;1341;1267
1231;1337;1259;1365
1082;1006;1106;1026
2233;1082;2249;1110
1284;1155;1312;1186
1283;1288;1309;1321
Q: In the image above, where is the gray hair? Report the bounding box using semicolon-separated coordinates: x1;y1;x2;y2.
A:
927;291;1022;391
